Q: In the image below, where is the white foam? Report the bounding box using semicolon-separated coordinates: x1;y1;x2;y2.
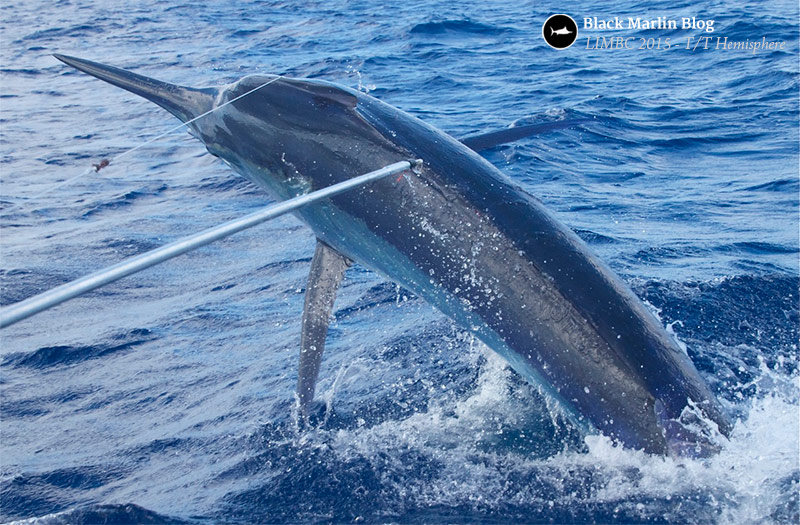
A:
307;339;799;523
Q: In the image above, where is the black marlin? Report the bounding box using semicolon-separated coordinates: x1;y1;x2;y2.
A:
52;55;732;456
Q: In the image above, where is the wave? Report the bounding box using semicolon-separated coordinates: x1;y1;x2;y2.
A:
15;24;104;44
742;178;799;192
3;503;185;524
80;184;169;218
409;19;508;36
2;328;155;370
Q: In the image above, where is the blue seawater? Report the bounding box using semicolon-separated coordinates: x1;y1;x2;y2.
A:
0;0;798;523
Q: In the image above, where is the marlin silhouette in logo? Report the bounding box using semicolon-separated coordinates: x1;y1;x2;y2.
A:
551;26;573;36
46;55;732;456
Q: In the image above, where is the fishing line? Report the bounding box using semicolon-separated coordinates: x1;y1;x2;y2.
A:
1;73;285;215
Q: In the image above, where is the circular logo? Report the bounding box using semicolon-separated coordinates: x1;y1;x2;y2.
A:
542;14;578;49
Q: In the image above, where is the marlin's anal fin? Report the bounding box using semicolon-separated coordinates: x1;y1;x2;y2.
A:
460;119;589;152
297;240;352;415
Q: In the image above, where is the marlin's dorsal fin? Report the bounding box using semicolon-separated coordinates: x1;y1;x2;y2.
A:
460;119;589;152
297;240;352;415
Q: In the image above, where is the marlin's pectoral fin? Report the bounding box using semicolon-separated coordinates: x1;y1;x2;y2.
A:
460;119;589;152
297;240;352;414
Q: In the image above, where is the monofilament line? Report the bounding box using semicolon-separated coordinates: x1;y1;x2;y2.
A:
1;74;284;214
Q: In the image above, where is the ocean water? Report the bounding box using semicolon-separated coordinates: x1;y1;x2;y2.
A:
0;0;798;523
